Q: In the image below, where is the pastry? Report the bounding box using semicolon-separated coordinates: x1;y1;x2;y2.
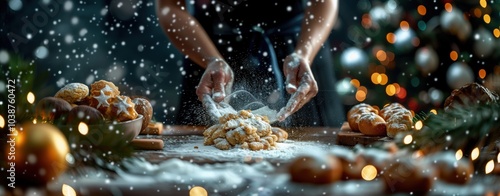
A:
132;97;153;132
106;95;139;122
35;97;73;123
65;105;105;125
203;110;287;151
428;152;474;185
54;83;89;104
380;103;413;138
382;158;433;194
347;103;387;136
444;82;499;111
288;154;343;184
89;80;120;114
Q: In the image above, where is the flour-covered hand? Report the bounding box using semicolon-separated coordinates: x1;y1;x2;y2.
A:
278;53;318;121
196;58;234;102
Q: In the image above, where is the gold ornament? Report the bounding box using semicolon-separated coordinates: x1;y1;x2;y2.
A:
5;123;70;186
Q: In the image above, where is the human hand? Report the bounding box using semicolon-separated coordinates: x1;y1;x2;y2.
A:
277;53;318;121
196;58;234;102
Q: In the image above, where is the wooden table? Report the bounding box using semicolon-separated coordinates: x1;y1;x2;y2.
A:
3;125;499;196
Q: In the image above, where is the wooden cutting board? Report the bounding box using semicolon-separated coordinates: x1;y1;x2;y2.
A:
337;122;390;146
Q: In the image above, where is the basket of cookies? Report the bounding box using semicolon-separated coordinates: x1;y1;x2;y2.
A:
34;80;153;144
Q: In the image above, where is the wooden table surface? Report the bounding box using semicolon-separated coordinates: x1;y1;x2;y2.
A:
3;125;499;196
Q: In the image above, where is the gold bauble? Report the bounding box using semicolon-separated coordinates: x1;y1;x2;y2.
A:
6;123;70;186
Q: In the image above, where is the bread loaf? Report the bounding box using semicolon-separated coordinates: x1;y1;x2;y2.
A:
380;103;413;138
347;103;387;136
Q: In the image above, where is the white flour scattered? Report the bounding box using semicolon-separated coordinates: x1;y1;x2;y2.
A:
163;136;333;163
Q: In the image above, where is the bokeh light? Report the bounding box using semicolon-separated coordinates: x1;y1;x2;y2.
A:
414;120;423;130
471;147;480;161
417;5;426;16
479;69;486;79
456;149;463;160
78;122;89;135
361;165;378;181
444;3;453;12
450;51;458;61
485;160;494;174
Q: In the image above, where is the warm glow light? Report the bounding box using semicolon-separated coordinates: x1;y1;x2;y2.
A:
494;29;500;38
450;51;458;61
480;0;487;8
27;92;35;104
376;50;387;62
484;14;491;24
485;160;494;174
444;3;453;12
62;184;77;196
33;119;37;124
190;186;208;196
471;147;480;161
78;122;89;135
479;69;487;79
415;120;423;130
400;21;410;31
350;79;360;88
430;109;437;115
380;74;388;85
403;135;413;145
371;73;381;84
474;8;482;18
396;87;407;99
386;33;396;44
361;165;378;181
456;149;463;161
356;90;367;102
417;5;426;16
386;84;396;96
413;150;424;158
0;115;4;128
497;152;500;163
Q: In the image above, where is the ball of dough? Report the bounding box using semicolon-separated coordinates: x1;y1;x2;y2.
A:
55;83;89;104
288;154;343;184
35;97;73;123
132;97;153;131
66;105;105;125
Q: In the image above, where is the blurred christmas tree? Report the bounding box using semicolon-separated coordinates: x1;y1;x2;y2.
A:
336;0;500;113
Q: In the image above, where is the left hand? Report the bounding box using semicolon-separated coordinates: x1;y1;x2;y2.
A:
277;53;318;121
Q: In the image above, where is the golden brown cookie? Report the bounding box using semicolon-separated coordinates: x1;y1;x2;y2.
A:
106;95;138;122
55;83;89;104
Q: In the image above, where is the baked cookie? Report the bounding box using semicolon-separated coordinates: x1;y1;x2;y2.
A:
55;83;89;104
90;80;120;97
106;95;138;122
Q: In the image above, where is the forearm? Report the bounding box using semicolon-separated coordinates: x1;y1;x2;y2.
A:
156;0;223;69
295;0;338;64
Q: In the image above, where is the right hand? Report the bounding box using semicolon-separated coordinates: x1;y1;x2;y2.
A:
196;58;234;102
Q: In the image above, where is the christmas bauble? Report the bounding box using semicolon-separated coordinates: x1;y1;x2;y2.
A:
473;28;495;58
6;123;70;185
393;28;417;53
446;62;474;90
335;78;357;105
415;46;439;75
288;154;343;184
428;88;444;106
440;9;466;36
340;47;369;75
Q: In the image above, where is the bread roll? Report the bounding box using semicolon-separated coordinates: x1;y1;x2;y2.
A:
347;103;387;136
380;103;413;138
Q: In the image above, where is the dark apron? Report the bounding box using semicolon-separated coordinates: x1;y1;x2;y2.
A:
175;1;345;127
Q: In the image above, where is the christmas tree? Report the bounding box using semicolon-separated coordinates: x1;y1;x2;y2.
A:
336;0;500;112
